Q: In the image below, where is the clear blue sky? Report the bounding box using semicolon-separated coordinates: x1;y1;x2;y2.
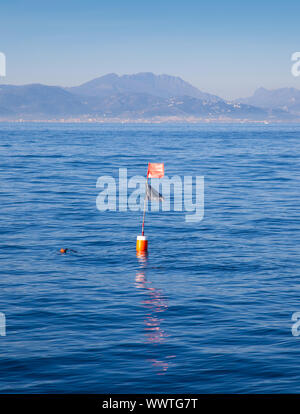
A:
1;0;300;99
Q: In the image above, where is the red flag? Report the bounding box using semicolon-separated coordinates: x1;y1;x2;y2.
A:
147;163;164;178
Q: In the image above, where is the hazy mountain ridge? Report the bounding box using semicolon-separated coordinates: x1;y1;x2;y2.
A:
0;73;299;121
67;72;223;102
236;87;300;115
0;84;89;116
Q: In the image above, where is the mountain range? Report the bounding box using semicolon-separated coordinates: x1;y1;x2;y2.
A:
0;73;299;121
235;87;300;115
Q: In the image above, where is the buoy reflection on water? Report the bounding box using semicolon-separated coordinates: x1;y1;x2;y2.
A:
135;252;175;374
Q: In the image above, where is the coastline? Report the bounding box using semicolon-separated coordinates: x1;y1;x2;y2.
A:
0;117;299;124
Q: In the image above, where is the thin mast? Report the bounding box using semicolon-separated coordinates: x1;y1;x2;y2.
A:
141;165;149;236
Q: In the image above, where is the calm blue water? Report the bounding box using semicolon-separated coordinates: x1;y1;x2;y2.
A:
0;122;300;393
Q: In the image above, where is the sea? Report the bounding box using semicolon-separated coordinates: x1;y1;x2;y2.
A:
0;122;299;393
